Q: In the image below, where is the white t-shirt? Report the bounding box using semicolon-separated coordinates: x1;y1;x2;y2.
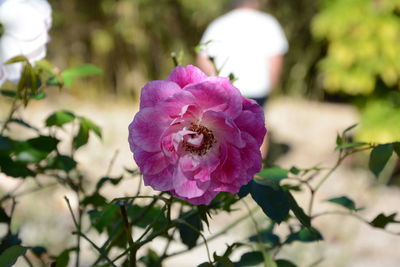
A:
200;8;288;98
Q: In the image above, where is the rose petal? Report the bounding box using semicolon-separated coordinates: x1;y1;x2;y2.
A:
143;166;174;191
140;80;182;109
166;65;207;88
235;97;266;146
133;147;169;176
185;77;243;118
128;107;171;152
202;110;245;148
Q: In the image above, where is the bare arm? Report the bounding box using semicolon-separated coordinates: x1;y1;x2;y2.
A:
196;53;217;76
269;55;284;89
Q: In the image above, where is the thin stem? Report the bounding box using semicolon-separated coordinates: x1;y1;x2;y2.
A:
175;219;212;263
23;254;34;267
106;150;119;177
136;204;168;243
166;206;258;259
0;98;18;135
242;199;276;267
119;203;136;267
64;196;116;267
312;210;400;235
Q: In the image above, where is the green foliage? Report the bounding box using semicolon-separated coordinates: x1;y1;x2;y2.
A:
357;97;400;143
369;143;393;177
61;64;103;87
327;196;358;211
312;0;400;94
178;212;203;249
285;227;323;244
0;245;27;267
370;213;399;229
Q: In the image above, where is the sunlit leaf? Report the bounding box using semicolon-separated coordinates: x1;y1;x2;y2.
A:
45;111;75;127
61;64;103;87
335;142;368;150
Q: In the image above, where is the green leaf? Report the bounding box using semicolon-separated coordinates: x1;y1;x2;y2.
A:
61;64;103;87
54;248;75;267
248;231;280;247
45;111;75;127
198;263;213;267
214;252;233;267
393;142;400;158
370;213;399;229
81;118;102;138
335;142;368;150
178;212;203;249
81;193;107;208
276;259;297;267
250;180;290;224
95;176;123;191
336;133;343;146
73;121;89;149
47;155;77;172
327;196;357;211
15;142;49;163
288;192;311;227
0;90;17;98
139;249;161;267
30;246;47;257
27;136;59;152
0;137;14;151
342;123;358;135
9;119;39;132
0;155;34;178
256;167;289;187
127;204;168;231
289;166;300;175
0;207;10;224
369;144;393;177
236;251;263;266
5;56;28;64
29;91;46;100
0;245;28;267
285;227;323;244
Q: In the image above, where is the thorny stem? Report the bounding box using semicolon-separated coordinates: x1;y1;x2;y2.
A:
308;145;375;216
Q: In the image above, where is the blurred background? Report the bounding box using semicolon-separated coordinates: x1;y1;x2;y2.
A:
1;0;400;266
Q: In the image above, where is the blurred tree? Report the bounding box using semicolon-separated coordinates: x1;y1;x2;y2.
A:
312;0;400;95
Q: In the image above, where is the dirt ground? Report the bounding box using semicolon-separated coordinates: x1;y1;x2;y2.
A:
1;95;399;267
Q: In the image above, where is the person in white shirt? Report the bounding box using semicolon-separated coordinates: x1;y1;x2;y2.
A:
197;0;288;107
197;0;288;158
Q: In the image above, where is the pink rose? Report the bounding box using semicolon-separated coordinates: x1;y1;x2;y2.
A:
128;65;266;205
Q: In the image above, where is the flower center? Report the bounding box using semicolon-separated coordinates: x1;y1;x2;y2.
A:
183;123;216;156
